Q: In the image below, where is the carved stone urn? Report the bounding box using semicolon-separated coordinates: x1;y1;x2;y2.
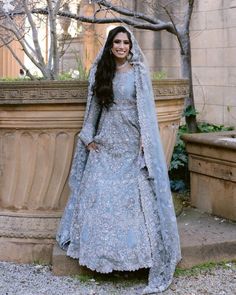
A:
152;79;188;166
59;3;72;38
0;79;188;264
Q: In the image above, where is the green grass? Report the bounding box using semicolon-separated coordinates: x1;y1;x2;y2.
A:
174;261;236;277
72;270;148;285
0;77;31;81
152;70;167;80
71;261;236;285
73;274;93;283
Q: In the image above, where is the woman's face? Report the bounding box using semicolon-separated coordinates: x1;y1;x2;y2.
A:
111;32;130;61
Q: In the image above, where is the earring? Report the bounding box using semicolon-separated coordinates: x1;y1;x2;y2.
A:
127;52;132;61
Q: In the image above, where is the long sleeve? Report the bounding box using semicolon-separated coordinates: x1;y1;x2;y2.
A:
79;96;102;146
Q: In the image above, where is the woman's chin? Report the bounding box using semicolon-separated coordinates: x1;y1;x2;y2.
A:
114;55;128;60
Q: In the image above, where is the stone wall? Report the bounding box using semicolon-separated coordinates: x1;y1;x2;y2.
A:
135;0;236;127
192;0;236;127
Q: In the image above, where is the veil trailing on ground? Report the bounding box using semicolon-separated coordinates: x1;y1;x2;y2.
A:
57;26;181;294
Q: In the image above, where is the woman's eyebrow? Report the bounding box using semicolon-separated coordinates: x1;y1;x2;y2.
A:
113;39;129;42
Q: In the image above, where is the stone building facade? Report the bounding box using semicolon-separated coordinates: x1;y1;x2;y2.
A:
134;0;236;127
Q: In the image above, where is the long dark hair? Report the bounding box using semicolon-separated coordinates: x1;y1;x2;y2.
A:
93;26;133;108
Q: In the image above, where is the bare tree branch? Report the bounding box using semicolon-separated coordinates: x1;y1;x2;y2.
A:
46;0;59;78
161;5;185;54
93;0;161;25
0;36;35;79
48;0;63;78
54;0;63;13
32;7;177;34
184;0;194;31
0;21;47;74
4;14;37;56
22;0;49;77
0;0;83;79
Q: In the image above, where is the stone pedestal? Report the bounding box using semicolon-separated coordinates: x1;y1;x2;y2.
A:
59;35;84;73
0;81;86;263
52;244;94;276
0;79;188;264
182;131;236;221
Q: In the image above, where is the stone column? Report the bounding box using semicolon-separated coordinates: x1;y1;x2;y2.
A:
0;41;24;78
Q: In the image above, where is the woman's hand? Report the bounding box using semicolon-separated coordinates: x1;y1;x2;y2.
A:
87;141;99;152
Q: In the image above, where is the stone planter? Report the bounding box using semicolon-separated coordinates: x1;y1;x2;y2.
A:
0;79;188;264
182;131;236;221
152;79;188;166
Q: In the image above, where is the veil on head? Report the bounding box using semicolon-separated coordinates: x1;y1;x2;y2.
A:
88;26;149;83
84;25;151;122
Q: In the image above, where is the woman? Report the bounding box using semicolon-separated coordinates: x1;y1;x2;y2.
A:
57;26;181;294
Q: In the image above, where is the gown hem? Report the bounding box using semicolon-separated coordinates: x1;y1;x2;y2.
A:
66;251;153;273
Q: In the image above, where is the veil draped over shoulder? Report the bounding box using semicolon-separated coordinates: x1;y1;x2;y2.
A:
57;27;181;294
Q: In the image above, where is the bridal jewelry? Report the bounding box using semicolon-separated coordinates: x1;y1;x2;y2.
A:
116;60;129;70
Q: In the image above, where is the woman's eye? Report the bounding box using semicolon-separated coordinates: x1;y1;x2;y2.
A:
113;40;130;45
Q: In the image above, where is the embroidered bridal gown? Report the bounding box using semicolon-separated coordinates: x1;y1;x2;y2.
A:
64;68;158;273
57;28;181;293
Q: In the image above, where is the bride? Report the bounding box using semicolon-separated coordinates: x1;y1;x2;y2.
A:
57;26;181;294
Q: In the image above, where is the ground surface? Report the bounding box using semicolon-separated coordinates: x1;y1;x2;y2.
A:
0;261;235;295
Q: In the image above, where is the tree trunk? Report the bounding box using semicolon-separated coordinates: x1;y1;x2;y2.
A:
180;31;198;133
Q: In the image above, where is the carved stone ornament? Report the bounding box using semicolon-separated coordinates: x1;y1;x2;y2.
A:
59;3;72;37
0;81;88;104
0;212;60;239
0;80;188;104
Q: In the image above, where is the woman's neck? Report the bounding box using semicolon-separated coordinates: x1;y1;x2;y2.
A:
115;58;127;67
116;60;129;70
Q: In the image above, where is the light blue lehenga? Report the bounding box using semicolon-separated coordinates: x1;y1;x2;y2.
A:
57;28;181;294
66;68;155;273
